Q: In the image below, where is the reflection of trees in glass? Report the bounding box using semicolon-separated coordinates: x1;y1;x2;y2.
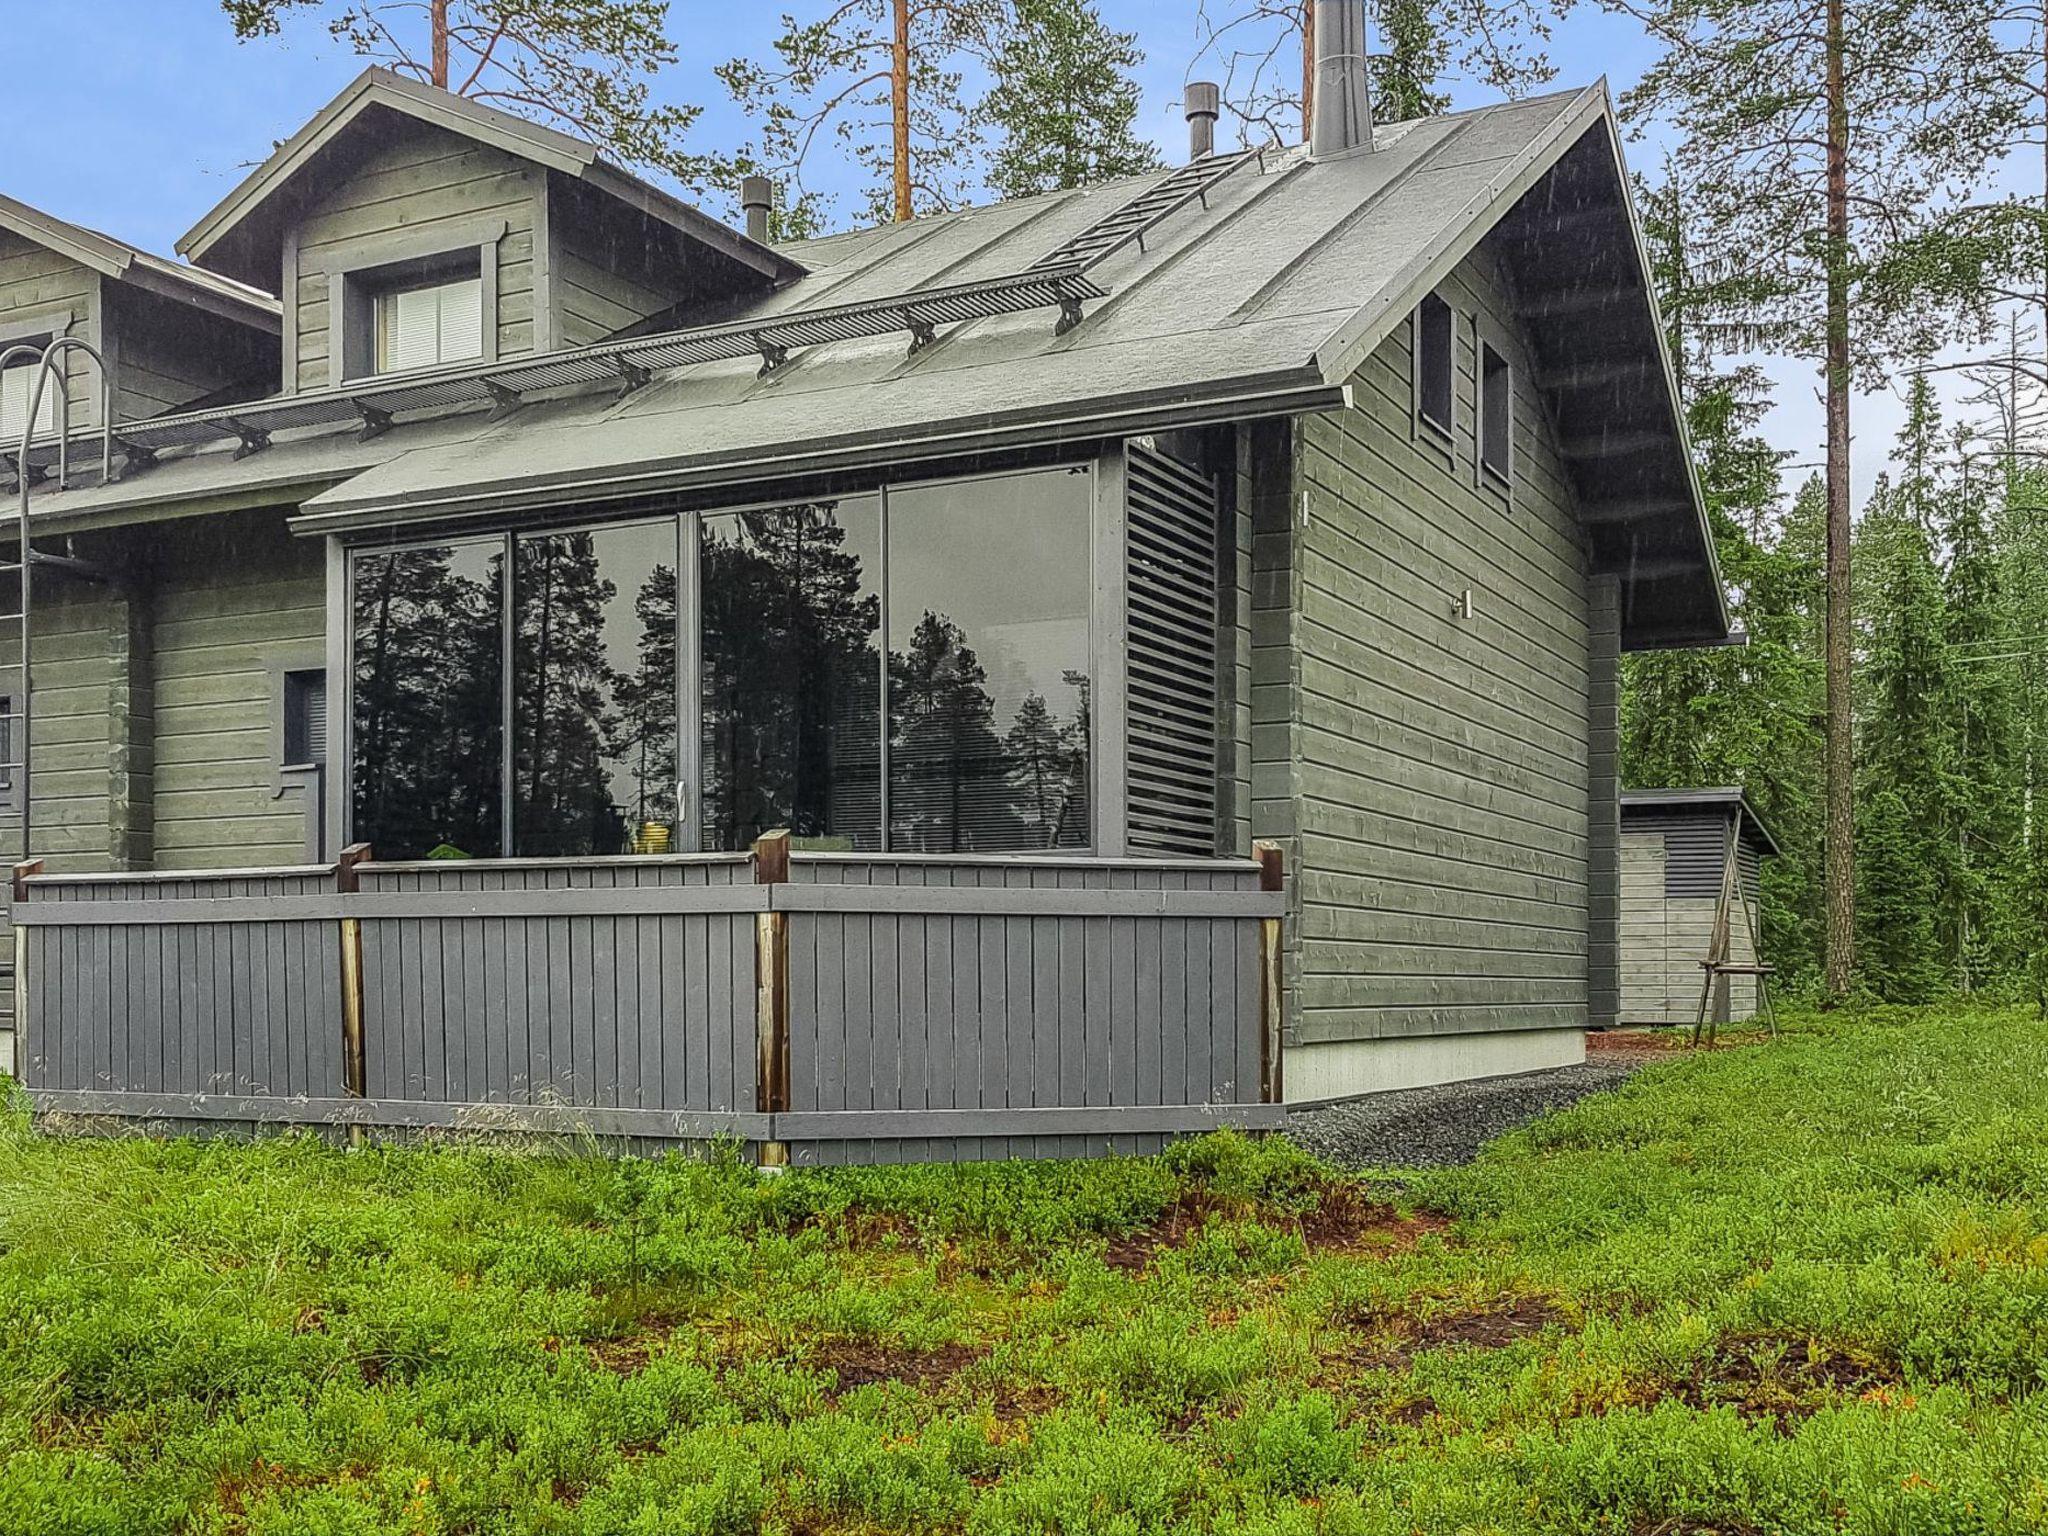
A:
700;503;881;852
351;544;503;859
514;533;626;855
890;611;1027;852
1005;672;1091;849
615;562;678;831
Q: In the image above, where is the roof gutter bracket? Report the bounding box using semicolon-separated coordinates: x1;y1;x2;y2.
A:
754;337;790;378
354;401;394;442
482;378;524;419
228;419;271;460
614;357;652;397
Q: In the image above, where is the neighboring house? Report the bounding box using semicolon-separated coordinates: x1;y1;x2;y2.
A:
1620;789;1779;1026
1;0;1727;1157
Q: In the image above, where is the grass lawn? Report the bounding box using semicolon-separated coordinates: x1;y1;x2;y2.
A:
3;1008;2047;1535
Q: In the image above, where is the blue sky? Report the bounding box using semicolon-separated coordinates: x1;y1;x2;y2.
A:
0;1;1928;500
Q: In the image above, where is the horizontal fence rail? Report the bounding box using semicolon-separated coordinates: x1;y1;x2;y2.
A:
10;837;1286;1163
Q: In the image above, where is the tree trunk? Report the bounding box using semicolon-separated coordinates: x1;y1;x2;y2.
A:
1301;1;1316;144
431;0;449;88
1822;0;1856;1000
893;0;913;221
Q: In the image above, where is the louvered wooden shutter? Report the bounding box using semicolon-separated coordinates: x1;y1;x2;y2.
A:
1125;443;1220;856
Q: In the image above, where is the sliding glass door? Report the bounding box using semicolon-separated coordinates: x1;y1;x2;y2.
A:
347;464;1100;860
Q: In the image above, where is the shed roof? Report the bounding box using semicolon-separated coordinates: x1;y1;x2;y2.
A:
0;193;281;331
27;81;1726;647
176;67;802;290
1622;788;1783;859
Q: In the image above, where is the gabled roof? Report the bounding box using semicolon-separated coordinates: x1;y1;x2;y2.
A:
177;67;803;288
1623;788;1782;859
38;82;1726;646
0;193;280;331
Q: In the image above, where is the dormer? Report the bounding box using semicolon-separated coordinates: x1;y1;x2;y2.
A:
178;69;802;396
0;194;278;447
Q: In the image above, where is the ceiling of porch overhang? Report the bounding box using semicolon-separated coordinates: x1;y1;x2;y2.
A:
27;82;1722;647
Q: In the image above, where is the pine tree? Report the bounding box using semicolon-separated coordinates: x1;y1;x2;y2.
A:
1188;0;1552;145
1617;0;2026;999
220;0;720;187
983;0;1163;199
719;1;1010;225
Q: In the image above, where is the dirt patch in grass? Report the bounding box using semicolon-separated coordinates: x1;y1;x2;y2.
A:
1104;1179;1448;1272
1319;1295;1567;1387
1632;1519;1764;1536
1668;1332;1901;1427
807;1339;986;1398
1409;1295;1563;1350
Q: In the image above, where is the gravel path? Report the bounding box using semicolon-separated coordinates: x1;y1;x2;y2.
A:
1285;1053;1648;1170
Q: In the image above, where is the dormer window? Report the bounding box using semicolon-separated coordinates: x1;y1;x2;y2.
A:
336;246;489;382
374;271;484;374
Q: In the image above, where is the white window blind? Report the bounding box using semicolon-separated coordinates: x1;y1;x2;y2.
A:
0;365;58;442
373;276;484;374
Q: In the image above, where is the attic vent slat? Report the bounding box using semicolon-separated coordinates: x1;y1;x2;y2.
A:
1125;442;1220;858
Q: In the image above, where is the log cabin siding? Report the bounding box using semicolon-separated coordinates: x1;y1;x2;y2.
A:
149;513;326;868
289;124;540;392
1270;246;1597;1046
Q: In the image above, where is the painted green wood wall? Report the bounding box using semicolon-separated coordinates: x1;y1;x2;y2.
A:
151;512;326;868
1254;243;1603;1045
548;175;690;349
289;123;540;392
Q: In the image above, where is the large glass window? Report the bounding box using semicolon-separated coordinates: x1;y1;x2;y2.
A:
887;468;1092;852
347;464;1100;859
351;540;504;860
514;521;680;857
700;497;883;854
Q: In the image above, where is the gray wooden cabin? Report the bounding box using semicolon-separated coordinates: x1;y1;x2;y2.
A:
0;1;1728;1160
1620;789;1779;1026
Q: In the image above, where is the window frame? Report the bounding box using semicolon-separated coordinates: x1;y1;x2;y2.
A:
0;305;74;444
337;457;1116;859
1476;329;1513;496
1412;290;1455;447
328;218;505;387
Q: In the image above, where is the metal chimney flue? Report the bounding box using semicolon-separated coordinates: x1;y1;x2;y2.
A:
1186;81;1220;161
741;175;775;244
1309;0;1374;157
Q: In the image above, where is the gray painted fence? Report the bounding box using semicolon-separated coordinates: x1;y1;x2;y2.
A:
12;846;1284;1161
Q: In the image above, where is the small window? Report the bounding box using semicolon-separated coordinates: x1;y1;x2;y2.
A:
1479;339;1511;487
374;275;484;375
283;669;328;768
0;692;15;806
0;360;58;442
1415;292;1453;439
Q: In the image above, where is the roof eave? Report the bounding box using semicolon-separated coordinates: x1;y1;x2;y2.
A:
288;369;1349;536
179;67;802;286
1307;84;1731;649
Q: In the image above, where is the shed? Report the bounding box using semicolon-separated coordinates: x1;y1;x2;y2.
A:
1620;789;1780;1025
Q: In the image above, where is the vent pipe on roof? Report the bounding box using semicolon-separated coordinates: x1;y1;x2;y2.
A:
1185;81;1221;161
1309;0;1374;157
741;176;775;244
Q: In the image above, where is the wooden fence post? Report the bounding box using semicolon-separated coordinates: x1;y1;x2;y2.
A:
336;845;371;1141
753;829;792;1168
1253;841;1285;1105
11;859;41;1081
